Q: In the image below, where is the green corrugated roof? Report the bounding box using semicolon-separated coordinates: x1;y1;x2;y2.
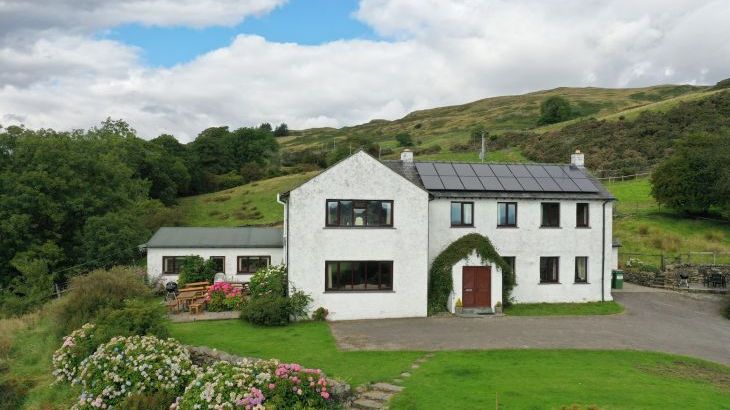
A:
144;227;283;248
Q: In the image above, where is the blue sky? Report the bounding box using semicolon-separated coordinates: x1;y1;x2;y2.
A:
104;0;379;67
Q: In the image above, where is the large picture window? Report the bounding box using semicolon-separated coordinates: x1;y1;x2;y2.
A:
540;257;560;283
325;261;393;291
451;201;474;227
576;203;590;227
326;200;393;227
497;202;517;227
162;256;186;275
237;256;271;274
575;256;588;283
541;203;560;227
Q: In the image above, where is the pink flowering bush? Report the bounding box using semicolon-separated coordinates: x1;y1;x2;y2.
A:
52;323;97;383
175;359;335;409
205;282;244;312
73;335;196;409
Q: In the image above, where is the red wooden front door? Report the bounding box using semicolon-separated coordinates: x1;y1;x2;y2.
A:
462;266;491;308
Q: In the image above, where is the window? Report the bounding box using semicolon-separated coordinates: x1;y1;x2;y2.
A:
541;203;560;227
451;202;474;227
575;257;588;283
325;261;393;291
209;256;225;273
576;203;590;227
237;256;271;274
503;256;516;283
540;257;559;283
498;202;517;227
162;256;186;275
326;200;392;227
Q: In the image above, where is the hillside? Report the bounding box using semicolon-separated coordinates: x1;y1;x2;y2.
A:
280;84;705;158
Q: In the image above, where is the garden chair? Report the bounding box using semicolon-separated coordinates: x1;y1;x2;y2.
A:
189;298;206;315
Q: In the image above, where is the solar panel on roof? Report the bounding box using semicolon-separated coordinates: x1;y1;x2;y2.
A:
479;176;503;190
555;178;581;192
517;177;542;191
461;176;484;190
525;165;550;178
498;176;524;191
421;175;445;189
434;163;456;175
561;165;587;179
490;164;512;177
453;163;476;177
415;162;437;176
544;165;568;178
573;178;599;192
507;164;531;177
441;175;465;190
471;164;494;177
536;177;562;191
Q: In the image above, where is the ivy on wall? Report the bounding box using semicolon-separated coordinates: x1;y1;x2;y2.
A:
427;233;514;314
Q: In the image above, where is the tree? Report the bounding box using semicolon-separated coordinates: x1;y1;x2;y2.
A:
537;96;572;125
273;123;289;137
395;132;414;147
81;209;150;269
651;132;730;215
259;122;273;132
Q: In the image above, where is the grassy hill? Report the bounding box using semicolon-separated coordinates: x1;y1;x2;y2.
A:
280;84;705;159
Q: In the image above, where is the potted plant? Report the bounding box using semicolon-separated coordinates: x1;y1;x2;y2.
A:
455;298;463;314
493;301;503;314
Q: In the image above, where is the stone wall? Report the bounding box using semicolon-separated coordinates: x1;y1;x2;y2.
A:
663;264;730;287
186;345;351;400
623;269;657;286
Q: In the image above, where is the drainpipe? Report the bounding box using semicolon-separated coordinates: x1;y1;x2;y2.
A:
601;200;609;302
276;193;289;296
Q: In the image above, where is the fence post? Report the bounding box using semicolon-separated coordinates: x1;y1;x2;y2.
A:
54;283;61;299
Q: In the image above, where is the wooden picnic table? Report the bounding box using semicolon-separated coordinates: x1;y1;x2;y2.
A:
176;289;206;311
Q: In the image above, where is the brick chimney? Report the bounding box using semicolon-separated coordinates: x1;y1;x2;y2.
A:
570;150;585;168
400;149;414;163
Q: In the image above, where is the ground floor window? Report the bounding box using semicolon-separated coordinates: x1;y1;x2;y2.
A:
209;256;225;273
237;256;271;274
162;256;186;275
540;257;559;283
325;261;393;291
575;256;588;283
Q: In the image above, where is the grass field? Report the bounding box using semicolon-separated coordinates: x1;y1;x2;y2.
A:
504;301;623;316
607;177;730;265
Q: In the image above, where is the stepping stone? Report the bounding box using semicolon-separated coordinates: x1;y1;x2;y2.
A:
415;357;428;363
400;372;411;377
364;390;393;401
372;382;405;392
356;385;368;394
392;378;403;384
353;398;384;409
411;364;420;369
425;353;435;358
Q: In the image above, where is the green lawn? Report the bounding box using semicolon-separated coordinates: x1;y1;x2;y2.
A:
390;350;730;410
168;320;422;386
504;301;623;316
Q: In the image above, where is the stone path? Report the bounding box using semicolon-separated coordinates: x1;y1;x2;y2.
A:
348;353;434;409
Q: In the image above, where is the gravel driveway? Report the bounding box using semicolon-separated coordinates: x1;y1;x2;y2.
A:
329;284;730;365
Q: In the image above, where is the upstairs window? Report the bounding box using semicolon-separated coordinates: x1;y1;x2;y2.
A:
451;202;474;227
576;203;590;227
162;256;186;275
541;203;560;227
540;257;559;283
209;256;225;273
326;200;393;227
575;257;588;283
497;202;517;227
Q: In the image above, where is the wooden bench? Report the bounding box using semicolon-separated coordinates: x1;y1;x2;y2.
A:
189;299;205;314
182;281;210;288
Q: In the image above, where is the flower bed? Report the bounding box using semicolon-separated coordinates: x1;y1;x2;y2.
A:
205;282;244;312
52;323;97;383
73;335;196;409
175;359;335;409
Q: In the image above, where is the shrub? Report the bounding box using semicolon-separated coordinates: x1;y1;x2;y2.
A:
312;307;329;321
75;335;195;409
205;282;244;312
93;299;169;341
177;256;216;286
52;323;98;383
117;392;177;410
288;288;313;320
241;266;312;326
176;360;334;409
242;295;290;326
0;377;31;410
51;266;151;336
395;132;414;147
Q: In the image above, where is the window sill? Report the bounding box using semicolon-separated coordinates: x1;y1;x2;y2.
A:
538;282;561;285
573;282;590;284
451;225;475;228
575;226;592;229
324;290;395;294
539;226;562;229
323;226;395;230
496;225;518;229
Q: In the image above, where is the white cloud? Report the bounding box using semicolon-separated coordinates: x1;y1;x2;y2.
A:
1;0;729;141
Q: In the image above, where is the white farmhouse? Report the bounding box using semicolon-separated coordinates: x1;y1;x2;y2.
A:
146;149;615;321
279;150;614;320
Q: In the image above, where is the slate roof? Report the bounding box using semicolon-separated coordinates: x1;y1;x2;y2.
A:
381;160;614;200
144;227;283;249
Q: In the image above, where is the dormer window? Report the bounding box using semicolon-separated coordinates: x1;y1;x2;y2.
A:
326;200;393;227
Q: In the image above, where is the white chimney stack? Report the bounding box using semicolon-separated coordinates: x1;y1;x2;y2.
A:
571;150;585;168
400;149;414;163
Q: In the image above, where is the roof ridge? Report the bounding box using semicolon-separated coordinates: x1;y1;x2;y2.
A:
381;159;573;166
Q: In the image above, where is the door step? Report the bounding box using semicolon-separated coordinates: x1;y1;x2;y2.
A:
459;307;493;317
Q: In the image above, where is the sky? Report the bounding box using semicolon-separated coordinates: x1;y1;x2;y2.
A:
1;0;729;141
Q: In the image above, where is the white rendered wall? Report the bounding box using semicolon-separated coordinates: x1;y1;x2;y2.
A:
429;199;613;303
146;247;284;285
286;152;430;320
448;251;503;313
611;246;619;270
